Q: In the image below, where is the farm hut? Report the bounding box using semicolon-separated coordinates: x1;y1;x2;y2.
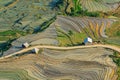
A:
22;42;29;48
32;48;39;54
84;37;93;45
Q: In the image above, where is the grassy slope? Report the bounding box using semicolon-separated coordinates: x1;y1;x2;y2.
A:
56;27;87;46
0;30;27;41
105;19;120;79
0;0;14;6
0;0;119;79
0;30;27;52
0;69;36;80
105;20;120;46
64;0;120;13
110;51;120;80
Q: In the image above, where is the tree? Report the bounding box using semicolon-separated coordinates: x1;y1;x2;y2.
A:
68;30;73;35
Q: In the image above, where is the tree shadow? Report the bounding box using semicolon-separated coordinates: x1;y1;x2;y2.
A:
49;0;63;10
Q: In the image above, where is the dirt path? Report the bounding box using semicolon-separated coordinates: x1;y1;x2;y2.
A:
0;44;120;59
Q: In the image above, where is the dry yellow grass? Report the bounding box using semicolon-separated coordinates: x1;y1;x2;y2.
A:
95;23;100;37
89;21;99;40
99;22;104;37
106;21;111;28
87;20;97;40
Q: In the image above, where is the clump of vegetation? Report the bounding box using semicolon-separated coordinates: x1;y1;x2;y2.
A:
4;0;15;6
56;27;87;46
0;30;27;53
110;51;120;79
0;0;15;7
0;69;36;80
49;0;64;10
104;20;120;46
49;0;101;17
0;39;15;56
106;20;120;37
0;30;27;41
69;0;100;17
34;16;56;33
57;0;120;18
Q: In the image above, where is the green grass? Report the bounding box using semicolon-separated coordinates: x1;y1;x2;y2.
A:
0;69;36;80
57;32;72;46
110;51;120;80
0;30;27;41
103;37;120;46
106;20;120;37
34;16;56;33
0;36;10;41
0;30;26;36
117;68;120;80
56;27;87;46
0;0;15;7
104;20;120;46
0;30;27;52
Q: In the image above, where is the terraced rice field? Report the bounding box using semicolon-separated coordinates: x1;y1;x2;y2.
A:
0;0;56;44
55;16;115;40
0;47;117;80
0;0;119;80
3;15;116;55
0;69;36;80
104;0;120;3
0;0;55;32
80;0;120;12
3;23;58;56
0;0;15;8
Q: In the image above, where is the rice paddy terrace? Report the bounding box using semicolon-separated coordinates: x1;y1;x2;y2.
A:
54;16;120;46
0;47;118;80
0;12;119;79
0;0;120;80
0;0;17;10
0;0;55;32
0;0;56;44
80;0;120;12
3;15;116;56
54;16;115;41
67;0;120;12
0;15;118;80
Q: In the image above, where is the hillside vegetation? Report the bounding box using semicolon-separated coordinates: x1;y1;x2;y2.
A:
57;0;120;17
65;0;120;12
110;51;120;80
0;47;117;80
0;0;120;80
0;0;15;8
104;19;120;46
54;16;115;46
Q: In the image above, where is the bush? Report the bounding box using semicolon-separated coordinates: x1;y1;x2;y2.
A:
106;20;120;37
67;2;100;17
86;12;100;17
49;0;63;10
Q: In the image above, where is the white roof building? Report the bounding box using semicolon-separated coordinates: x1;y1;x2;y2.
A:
32;48;39;54
22;42;29;48
84;37;93;44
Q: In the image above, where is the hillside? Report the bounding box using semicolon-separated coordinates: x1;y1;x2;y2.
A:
63;0;120;13
0;47;117;80
0;0;55;32
0;0;120;80
0;0;56;48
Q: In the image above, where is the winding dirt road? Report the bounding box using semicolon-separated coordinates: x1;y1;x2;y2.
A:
0;44;120;59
